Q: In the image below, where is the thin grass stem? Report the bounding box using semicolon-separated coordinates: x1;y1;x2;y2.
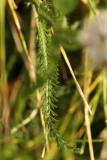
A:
103;69;107;125
7;0;35;81
60;46;92;114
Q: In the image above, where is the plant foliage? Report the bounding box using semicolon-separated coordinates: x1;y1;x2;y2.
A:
1;0;107;160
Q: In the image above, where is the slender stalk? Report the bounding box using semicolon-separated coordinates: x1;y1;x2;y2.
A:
7;11;30;73
88;0;96;16
7;0;35;82
89;72;102;94
0;0;10;141
84;52;94;160
80;82;102;153
60;46;92;114
103;69;107;125
85;107;94;160
29;8;36;74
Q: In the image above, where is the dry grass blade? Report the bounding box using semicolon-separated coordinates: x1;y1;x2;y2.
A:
85;106;95;160
29;8;36;73
60;46;92;114
7;13;30;74
7;0;35;82
83;52;95;160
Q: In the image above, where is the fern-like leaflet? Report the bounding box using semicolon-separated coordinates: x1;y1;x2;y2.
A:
33;1;80;154
37;19;58;134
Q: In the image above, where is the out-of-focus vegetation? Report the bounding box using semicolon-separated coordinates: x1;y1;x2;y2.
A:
1;0;107;160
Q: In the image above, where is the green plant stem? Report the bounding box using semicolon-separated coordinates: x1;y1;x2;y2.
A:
0;0;11;141
88;0;96;16
103;68;107;125
0;0;6;108
84;52;94;160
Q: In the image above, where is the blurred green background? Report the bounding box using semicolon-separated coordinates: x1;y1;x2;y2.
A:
0;0;107;160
